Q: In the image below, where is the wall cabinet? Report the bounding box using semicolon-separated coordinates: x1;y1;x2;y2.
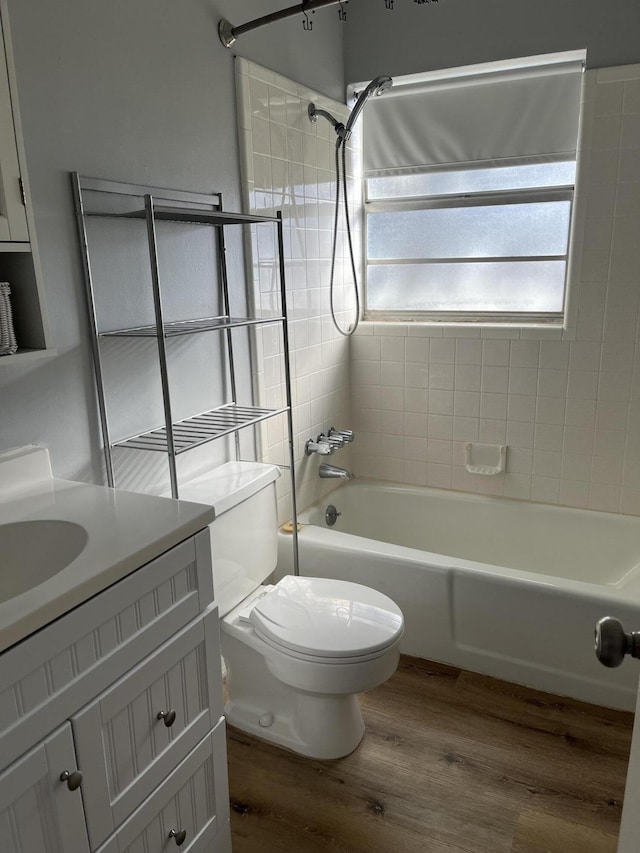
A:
0;0;53;363
0;531;231;853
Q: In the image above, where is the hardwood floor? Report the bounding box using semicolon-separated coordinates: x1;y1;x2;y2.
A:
226;656;634;852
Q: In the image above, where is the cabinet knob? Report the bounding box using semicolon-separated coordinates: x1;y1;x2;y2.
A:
157;709;177;727
169;828;187;846
60;769;83;791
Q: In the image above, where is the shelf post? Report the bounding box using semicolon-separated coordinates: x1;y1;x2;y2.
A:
71;172;116;488
216;194;241;461
144;194;179;499
277;211;300;576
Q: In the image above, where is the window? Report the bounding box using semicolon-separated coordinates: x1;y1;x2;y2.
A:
359;52;585;324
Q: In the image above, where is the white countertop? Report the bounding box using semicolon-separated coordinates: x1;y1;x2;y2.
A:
0;451;215;653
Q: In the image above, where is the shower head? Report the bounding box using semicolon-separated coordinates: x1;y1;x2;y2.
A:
344;75;393;137
308;75;393;146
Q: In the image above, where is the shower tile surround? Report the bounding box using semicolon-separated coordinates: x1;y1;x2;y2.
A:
236;59;357;518
238;61;640;518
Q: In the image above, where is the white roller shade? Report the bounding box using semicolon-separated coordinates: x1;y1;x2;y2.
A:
362;53;585;176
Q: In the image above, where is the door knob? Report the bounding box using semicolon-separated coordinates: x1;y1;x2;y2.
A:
595;617;640;668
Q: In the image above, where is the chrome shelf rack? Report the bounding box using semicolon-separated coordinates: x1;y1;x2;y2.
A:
72;174;299;573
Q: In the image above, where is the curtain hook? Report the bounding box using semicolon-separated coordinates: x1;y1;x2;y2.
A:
384;0;395;9
302;9;313;30
338;1;347;21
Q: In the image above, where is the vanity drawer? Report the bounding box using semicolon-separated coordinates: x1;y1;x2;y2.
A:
73;606;223;850
0;529;214;769
96;720;231;853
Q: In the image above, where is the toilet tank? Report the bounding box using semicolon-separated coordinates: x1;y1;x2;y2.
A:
176;461;281;616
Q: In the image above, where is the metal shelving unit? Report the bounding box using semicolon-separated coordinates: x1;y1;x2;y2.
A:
72;173;299;573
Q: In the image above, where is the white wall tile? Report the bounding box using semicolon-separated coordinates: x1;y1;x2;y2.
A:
509;367;538;395
430;338;456;363
531;476;560;503
453;417;479;441
482;366;509;394
480;393;508;421
429;362;455;390
482;339;511;366
456;339;482;364
509;340;540;368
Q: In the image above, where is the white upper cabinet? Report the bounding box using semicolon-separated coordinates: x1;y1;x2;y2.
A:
0;0;53;362
0;10;27;243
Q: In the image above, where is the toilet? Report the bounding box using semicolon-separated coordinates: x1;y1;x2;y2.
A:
178;461;404;759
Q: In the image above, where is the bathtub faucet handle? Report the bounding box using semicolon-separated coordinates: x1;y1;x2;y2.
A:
305;436;334;456
329;427;355;443
326;432;346;449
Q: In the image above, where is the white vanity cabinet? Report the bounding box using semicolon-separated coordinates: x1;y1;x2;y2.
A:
0;529;231;853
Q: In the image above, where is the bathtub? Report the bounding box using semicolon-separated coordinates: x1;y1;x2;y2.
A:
277;480;640;711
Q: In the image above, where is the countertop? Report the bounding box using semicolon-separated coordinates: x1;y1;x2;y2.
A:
0;469;215;653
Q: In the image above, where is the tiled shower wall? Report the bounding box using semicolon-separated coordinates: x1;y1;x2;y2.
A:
351;63;640;516
238;59;640;518
235;59;359;518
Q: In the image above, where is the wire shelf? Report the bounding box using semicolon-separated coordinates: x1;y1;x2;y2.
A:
85;206;278;226
100;315;285;338
113;403;289;454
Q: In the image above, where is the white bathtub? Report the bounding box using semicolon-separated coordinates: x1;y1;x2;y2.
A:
277;480;640;711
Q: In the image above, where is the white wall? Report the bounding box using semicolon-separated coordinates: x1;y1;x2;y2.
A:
0;0;344;483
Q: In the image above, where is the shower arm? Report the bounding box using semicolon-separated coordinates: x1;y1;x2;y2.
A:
308;104;347;141
219;1;343;48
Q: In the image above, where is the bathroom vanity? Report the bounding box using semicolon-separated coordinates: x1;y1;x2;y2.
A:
0;447;231;853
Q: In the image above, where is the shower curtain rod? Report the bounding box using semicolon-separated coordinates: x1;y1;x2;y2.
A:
219;1;344;48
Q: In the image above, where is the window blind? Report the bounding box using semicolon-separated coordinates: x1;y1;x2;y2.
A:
361;52;585;178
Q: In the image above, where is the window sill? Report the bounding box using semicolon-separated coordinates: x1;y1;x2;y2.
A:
357;319;573;340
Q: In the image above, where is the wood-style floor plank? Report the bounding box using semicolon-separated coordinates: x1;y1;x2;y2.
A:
226;656;634;852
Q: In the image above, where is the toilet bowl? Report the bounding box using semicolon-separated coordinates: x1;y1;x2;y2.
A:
177;461;404;759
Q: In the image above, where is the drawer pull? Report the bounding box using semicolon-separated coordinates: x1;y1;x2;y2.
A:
169;828;187;846
60;769;83;791
157;709;177;727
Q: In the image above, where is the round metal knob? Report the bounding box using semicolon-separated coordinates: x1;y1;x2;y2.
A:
169;828;187;846
595;617;640;668
157;709;177;727
60;769;83;791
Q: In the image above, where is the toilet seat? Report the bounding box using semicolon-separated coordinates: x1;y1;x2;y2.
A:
248;575;404;661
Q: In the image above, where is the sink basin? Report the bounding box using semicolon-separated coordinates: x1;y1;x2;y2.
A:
0;520;88;602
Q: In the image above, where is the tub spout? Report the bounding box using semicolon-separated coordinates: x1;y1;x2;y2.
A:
319;463;352;481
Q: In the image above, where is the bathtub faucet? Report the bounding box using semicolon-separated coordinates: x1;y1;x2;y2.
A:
318;463;352;481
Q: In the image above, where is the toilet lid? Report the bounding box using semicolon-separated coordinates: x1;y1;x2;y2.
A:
249;576;404;659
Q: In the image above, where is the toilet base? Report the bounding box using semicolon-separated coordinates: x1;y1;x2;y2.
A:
222;626;366;759
225;691;365;760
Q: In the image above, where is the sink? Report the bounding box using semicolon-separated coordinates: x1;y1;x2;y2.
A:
0;520;88;602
